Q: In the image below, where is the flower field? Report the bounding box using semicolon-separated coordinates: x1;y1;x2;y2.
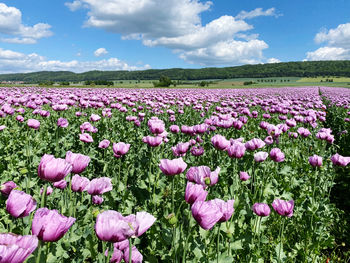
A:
0;86;349;263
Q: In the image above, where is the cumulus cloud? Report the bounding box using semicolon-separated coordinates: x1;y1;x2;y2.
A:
66;0;275;66
0;48;151;73
306;23;350;61
306;47;350;61
267;57;281;63
94;48;108;57
235;8;281;20
0;3;52;44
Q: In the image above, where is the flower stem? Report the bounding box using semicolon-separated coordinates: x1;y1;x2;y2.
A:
278;218;285;263
217;224;220;263
129;238;132;263
41;184;47;208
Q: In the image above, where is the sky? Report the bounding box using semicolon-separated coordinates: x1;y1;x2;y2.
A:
0;0;350;73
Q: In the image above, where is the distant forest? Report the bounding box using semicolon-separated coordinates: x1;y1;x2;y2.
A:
1;60;350;83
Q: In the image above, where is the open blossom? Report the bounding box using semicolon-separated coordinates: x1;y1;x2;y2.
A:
270;148;285;162
331;153;350;167
309;155;323;167
98;139;110;149
0;181;17;196
191;201;223;230
185;182;208;204
159;158;187;176
272;199;294;217
148;118;165;134
38;154;72;182
252;203;271;217
6;190;37;218
172;142;190;157
32;208;76;242
95;210;156;242
71;174;90;192
87;177;113;195
210;199;234;222
211;134;230;150
239;171;250;181
27;119;40;129
112;142;131;158
90;114;101;122
143;135;163;147
227;141;246;158
65;151;91;174
80;133;94;143
186;166;220;187
254;151;268;162
0;234;38;263
245;138;265;151
57;117;69;128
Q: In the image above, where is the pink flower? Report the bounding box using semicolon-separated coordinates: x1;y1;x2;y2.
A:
71;174;90;192
245;138;265;151
32;208;76;242
123;246;143;263
239;171;250;181
272;199;294;217
185;182;208;204
57;117;69;128
186;166;220;187
6;190;37;218
79;133;94;143
227;142;246;158
0;181;17;196
211;134;230;151
270;148;285;162
87;177;112;195
0;234;38;263
98;139;110;149
309;155;323;167
331;153;350;167
65;151;91;174
254;151;268;162
38;154;72;182
112;142;131;158
191;201;223;230
252;203;271;217
159;158;187;176
210;199;234;222
53;179;67;189
27;119;40;129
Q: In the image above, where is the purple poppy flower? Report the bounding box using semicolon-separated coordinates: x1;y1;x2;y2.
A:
57;117;69;128
239;171;250;181
87;177;113;195
112;142;131;158
38;154;72;182
0;234;38;263
65;151;91;174
272;199;294;217
254;151;268;162
27;119;40;129
6;190;37;218
191;200;223;230
331;153;350;167
98;139;110;149
71;174;90;192
185;182;208;204
159;158;187;176
186;166;220;187
309;155;323;167
123;246;143;263
0;181;17;196
32;208;76;242
252;203;271;217
270;148;285;162
79;133;94;143
211;134;230;151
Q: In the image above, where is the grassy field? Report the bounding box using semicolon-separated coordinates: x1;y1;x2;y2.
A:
2;77;350;89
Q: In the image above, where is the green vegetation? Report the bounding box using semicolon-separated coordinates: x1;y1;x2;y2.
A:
1;60;350;83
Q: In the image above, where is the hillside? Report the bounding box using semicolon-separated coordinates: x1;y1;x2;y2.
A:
0;60;350;83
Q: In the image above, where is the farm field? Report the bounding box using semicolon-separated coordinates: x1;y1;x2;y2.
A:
0;86;350;263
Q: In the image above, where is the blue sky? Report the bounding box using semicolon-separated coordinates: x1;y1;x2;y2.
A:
0;0;350;73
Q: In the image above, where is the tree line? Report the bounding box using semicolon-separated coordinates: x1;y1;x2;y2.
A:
1;61;350;83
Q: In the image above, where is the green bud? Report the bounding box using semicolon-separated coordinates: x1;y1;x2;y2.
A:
166;213;177;225
92;209;100;219
204;177;211;186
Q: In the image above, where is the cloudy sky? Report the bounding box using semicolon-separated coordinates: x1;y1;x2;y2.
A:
0;0;350;73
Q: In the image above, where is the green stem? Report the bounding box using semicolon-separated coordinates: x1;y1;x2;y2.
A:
217;224;220;263
278;218;285;263
182;210;192;263
171;176;175;213
35;241;42;263
129;238;132;263
41;184;47;208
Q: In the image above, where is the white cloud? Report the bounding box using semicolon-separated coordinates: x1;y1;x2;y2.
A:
65;0;275;66
94;48;108;57
306;22;350;60
235;8;281;20
306;47;350;61
64;0;85;11
315;23;350;48
180;39;268;66
0;3;52;44
267;57;281;63
143;16;252;50
0;48;151;73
